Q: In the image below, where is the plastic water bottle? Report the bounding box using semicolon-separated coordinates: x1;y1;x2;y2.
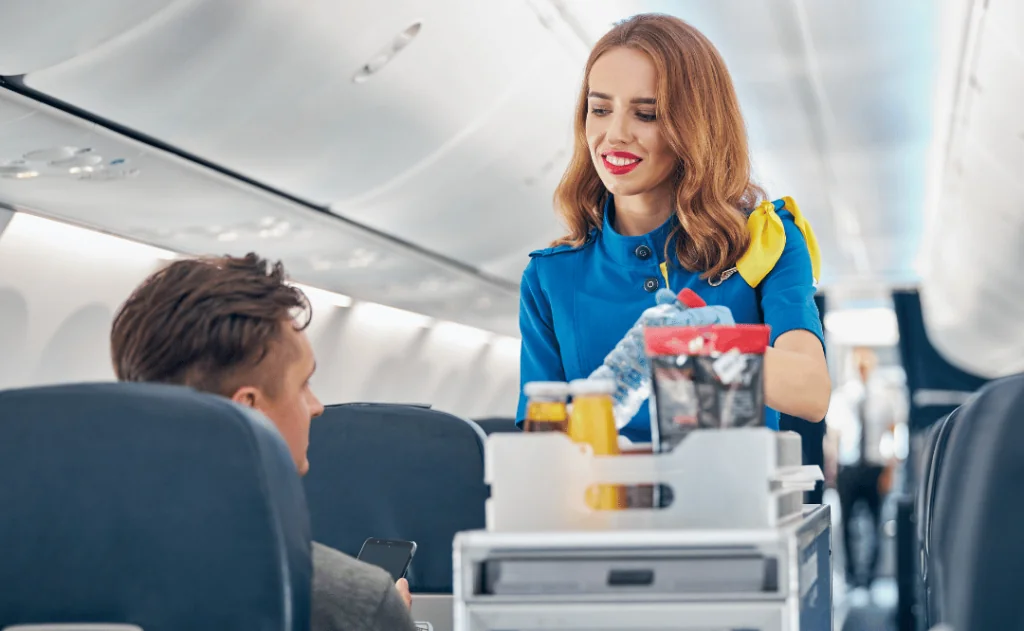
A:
589;288;735;428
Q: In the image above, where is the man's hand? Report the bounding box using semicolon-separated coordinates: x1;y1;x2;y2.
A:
395;578;412;609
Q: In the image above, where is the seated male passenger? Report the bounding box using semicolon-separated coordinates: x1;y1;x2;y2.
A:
109;252;416;631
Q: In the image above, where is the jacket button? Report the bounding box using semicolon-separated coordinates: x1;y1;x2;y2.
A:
643;277;659;293
635;244;652;260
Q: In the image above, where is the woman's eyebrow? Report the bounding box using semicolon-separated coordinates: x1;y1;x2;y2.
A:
587;91;656;105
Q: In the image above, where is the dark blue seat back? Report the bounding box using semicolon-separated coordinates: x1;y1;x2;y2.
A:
302;403;487;593
917;406;961;626
931;395;985;626
473;416;520;435
919;409;960;566
915;416;944;548
0;382;312;631
942;373;1024;630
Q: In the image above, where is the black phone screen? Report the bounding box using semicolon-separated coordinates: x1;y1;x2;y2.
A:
357;538;416;581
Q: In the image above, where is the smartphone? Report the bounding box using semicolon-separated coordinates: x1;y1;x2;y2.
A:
357;537;417;581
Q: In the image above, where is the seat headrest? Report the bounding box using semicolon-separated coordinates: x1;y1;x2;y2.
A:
303;403;487;593
0;382;312;631
942;374;1024;630
920;408;961;551
473;417;521;435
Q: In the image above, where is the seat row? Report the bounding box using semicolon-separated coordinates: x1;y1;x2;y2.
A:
0;382;494;630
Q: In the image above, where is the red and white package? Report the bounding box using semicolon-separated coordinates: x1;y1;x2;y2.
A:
644;324;771;453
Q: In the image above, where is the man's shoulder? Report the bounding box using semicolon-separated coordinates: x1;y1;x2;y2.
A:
312;541;393;590
311;542;414;631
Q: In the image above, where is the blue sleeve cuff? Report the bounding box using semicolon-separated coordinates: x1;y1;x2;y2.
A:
760;215;825;350
765;301;825;349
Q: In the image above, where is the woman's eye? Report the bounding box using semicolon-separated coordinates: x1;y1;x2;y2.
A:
589;107;610;116
637;112;657;122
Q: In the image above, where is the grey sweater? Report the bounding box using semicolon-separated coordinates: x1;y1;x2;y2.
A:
312;542;417;631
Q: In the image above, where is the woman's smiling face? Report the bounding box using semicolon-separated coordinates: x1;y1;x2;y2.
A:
585;46;677;200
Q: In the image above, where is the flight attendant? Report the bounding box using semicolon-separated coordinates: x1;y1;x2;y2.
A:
517;14;831;443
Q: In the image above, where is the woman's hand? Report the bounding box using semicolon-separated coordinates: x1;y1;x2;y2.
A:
639;289;830;422
639;288;735;327
591;291;736;386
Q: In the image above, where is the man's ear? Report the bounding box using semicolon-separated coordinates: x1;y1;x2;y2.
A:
230;386;260;409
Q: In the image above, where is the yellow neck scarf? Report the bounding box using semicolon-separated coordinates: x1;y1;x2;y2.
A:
735;196;821;288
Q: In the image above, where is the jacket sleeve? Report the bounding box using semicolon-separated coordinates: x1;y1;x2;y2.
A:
758;213;825;349
369;581;417;631
309;543;417;631
516;258;566;425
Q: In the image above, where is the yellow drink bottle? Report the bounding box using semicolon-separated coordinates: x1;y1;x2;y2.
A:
569;378;623;510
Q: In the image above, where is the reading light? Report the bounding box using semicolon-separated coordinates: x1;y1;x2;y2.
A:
0;165;39;179
352;22;422;83
23;146;79;163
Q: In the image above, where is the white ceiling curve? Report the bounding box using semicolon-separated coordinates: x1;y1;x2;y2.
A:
919;0;1024;378
0;0;945;330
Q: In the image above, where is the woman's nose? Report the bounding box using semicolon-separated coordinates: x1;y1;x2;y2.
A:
606;112;633;145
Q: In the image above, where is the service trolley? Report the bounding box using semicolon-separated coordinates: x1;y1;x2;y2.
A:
453;429;833;630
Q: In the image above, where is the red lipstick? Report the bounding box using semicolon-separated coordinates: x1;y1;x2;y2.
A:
601;150;642;175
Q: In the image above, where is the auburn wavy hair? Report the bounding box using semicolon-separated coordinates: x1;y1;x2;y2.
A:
552;13;765;279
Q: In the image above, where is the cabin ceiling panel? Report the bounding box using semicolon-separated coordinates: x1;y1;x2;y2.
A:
0;0;175;75
0;0;942;297
0;90;520;336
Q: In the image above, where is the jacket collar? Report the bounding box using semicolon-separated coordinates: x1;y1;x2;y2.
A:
598;194;677;268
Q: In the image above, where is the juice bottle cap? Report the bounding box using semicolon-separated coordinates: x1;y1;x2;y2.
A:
524;381;569;399
568;378;615;396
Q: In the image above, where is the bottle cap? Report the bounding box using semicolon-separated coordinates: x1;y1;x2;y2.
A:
524;381;569;399
676;288;707;308
568;378;615;396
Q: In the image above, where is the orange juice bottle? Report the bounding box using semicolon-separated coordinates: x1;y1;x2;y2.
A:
522;381;570;433
569;379;623;510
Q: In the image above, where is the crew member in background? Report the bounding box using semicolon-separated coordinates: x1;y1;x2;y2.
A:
825;346;898;591
517;13;831;442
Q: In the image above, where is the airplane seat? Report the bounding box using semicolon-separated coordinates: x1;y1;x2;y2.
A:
940;373;1024;631
302;403;488;593
917;409;961;582
473;416;520;435
928;374;1024;627
0;382;312;631
928;399;982;626
915;416;944;546
916;407;962;628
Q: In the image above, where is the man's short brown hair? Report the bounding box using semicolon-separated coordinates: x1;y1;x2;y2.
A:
111;252;311;397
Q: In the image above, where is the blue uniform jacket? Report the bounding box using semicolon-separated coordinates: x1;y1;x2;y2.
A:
516;195;825;443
